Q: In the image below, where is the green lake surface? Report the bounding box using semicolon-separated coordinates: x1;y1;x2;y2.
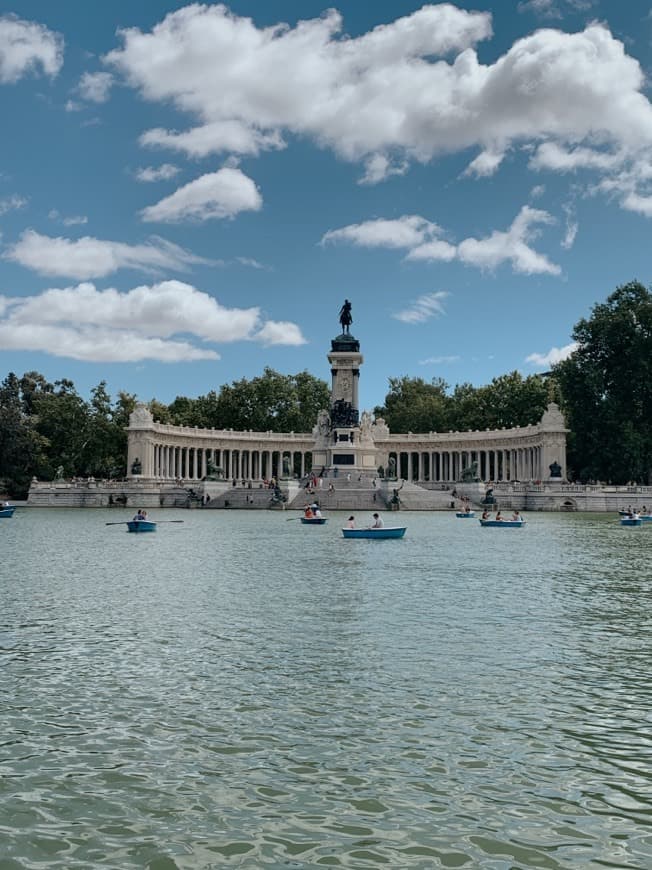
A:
1;508;651;869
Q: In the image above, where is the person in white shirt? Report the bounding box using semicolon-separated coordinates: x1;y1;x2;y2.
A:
370;513;384;528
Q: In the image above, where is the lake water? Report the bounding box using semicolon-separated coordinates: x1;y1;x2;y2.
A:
1;508;651;869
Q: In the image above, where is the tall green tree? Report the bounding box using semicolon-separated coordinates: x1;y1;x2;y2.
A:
205;368;330;432
30;379;90;480
0;373;48;496
78;382;131;479
374;376;453;433
476;372;549;430
554;281;652;483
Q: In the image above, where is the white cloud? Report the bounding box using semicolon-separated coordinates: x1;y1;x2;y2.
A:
322;215;443;249
326;206;561;275
0;280;307;362
419;355;461;365
140;122;283;158
526;342;578;366
463;148;506;178
620;191;652;217
0;194;27;216
0;14;63;83
141;167;262;223
254;321;306;346
561;203;578;249
518;0;596;19
359;155;408;186
48;209;88;226
405;239;457;262
135;164;180;183
393;292;449;323
105;6;652;195
235;256;267;270
530;142;623;173
455;206;561;274
5;230;214;279
0;320;217;363
77;71;114;103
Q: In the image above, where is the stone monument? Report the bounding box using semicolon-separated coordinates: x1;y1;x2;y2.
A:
310;300;378;475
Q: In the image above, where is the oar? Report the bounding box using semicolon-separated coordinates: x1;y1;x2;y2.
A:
105;520;185;525
286;516;303;521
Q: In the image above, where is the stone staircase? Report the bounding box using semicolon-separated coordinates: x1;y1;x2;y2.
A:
287;477;455;512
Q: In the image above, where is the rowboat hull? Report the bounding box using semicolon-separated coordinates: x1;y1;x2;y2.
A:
300;517;327;524
479;520;525;528
455;511;475;518
620;517;642;526
127;520;157;533
0;506;16;518
342;527;406;539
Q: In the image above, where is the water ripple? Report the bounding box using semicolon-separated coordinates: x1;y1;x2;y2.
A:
2;509;652;867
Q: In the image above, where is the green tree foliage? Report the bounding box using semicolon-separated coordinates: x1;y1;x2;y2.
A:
554;281;652;483
0;373;48;496
78;382;132;479
374;376;453;433
197;368;330;432
471;372;549;430
375;372;549;434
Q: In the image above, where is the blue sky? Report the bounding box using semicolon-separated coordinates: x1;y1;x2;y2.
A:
1;0;652;413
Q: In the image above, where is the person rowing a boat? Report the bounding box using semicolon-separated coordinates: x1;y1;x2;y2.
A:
304;504;314;518
133;508;147;521
370;512;384;529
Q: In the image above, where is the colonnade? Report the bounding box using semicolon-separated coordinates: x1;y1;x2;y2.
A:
150;443;314;483
127;403;567;485
387;444;544;483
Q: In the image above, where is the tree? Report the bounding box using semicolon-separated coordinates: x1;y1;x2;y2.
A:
475;372;549;430
374;376;453;433
30;379;90;480
554;281;652;483
204;368;330;432
0;373;48;496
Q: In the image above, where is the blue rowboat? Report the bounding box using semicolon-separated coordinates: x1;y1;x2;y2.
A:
342;527;406;539
127;519;157;533
455;511;475;518
0;505;16;518
300;516;327;524
640;515;652;522
479;519;525;528
620;517;642;527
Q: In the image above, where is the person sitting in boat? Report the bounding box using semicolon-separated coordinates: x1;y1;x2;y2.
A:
494;511;503;521
511;510;522;521
304;504;314;518
370;512;384;528
313;505;322;518
346;515;355;529
481;510;490;520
